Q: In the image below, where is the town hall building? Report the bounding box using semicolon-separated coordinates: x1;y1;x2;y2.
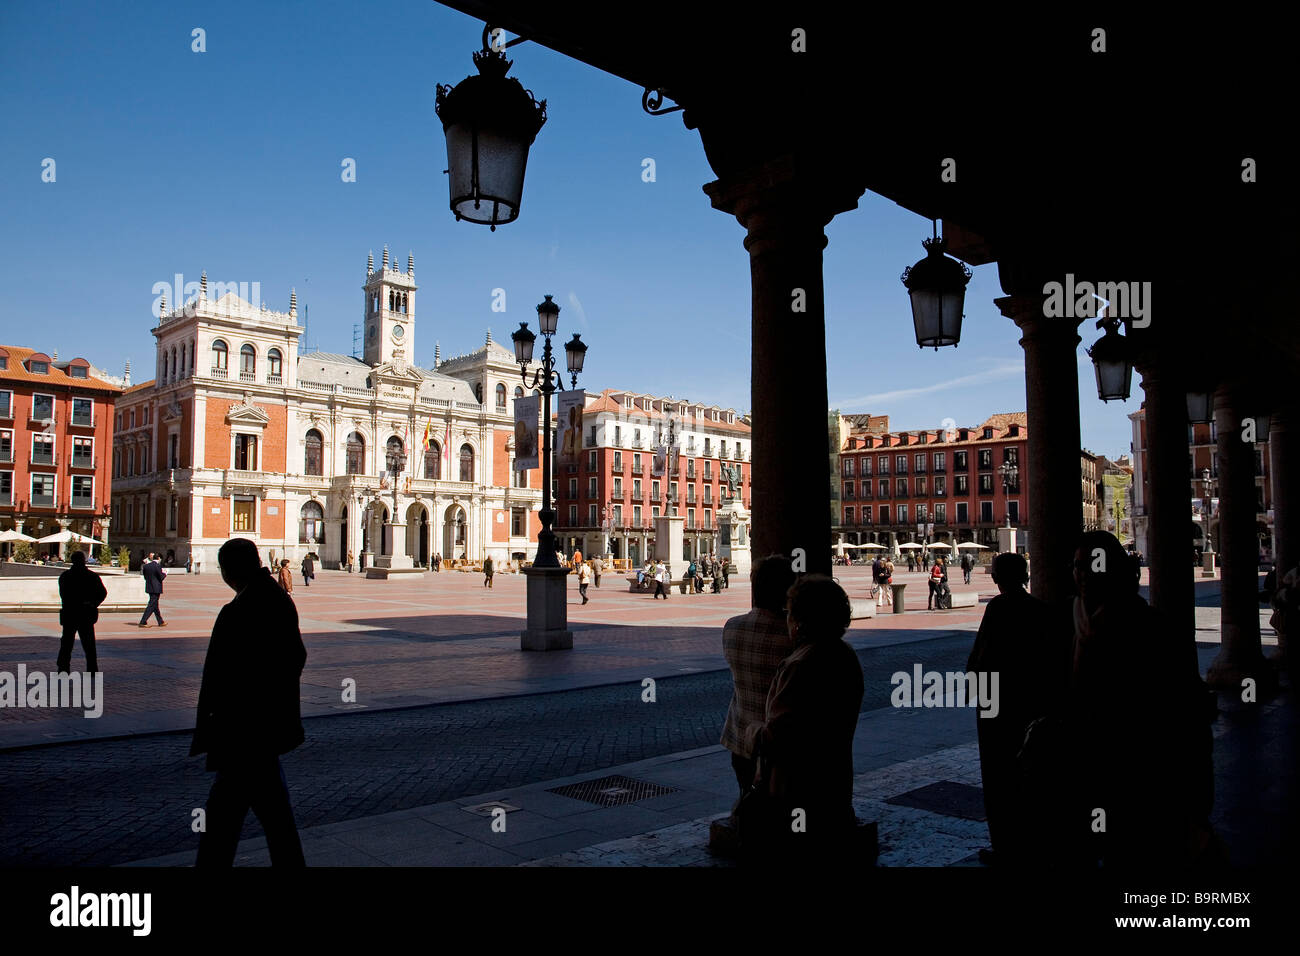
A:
111;247;543;571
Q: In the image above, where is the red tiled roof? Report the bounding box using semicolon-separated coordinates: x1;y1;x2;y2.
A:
553;388;752;435
0;344;122;394
842;411;1028;451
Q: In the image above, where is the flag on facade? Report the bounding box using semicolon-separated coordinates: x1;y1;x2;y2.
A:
422;418;433;451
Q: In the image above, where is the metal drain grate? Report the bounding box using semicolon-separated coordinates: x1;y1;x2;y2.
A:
884;780;987;821
546;774;678;807
463;800;521;817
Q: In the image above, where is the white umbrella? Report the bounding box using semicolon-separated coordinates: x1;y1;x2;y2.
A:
897;542;922;549
956;542;989;549
929;542;953;549
0;529;37;543
36;530;105;547
855;543;886;549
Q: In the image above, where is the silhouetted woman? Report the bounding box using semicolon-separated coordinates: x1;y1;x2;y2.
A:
745;575;864;862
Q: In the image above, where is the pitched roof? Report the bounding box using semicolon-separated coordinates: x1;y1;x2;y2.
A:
0;344;122;394
578;389;751;434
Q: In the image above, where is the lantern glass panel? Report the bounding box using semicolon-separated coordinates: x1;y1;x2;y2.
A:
446;125;529;226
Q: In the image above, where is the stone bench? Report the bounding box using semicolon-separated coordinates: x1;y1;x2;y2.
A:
949;591;979;608
850;600;878;619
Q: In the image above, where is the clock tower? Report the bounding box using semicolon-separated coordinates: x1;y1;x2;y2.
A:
362;245;418;367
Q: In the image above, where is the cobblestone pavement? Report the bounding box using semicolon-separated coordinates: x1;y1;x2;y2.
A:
0;633;977;866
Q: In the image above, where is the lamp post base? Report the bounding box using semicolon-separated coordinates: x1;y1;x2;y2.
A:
521;565;573;650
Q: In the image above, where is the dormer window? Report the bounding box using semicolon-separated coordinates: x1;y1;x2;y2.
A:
70;365;88;379
1008;423;1020;436
29;360;48;374
983;427;994;439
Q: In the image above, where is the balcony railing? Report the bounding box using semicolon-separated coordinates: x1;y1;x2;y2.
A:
631;466;644;475
71;456;96;470
211;366;228;378
69;414;95;428
0;401;12;419
267;374;283;386
71;495;94;510
31;493;55;508
31;450;57;466
0;490;11;506
0;449;12;464
239;370;257;383
29;410;56;426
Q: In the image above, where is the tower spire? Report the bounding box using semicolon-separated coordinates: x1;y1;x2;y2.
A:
408;251;414;275
123;359;132;387
434;341;441;365
200;270;207;298
382;245;389;269
485;328;492;345
368;250;374;274
290;287;297;314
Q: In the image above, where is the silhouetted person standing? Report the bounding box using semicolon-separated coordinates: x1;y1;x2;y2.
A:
483;555;495;588
966;551;1066;865
138;553;166;627
301;552;315;587
721;554;796;794
745;575;864;861
1061;530;1214;867
191;537;307;867
57;550;107;673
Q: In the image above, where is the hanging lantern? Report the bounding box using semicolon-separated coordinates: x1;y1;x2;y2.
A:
1087;317;1133;402
1186;391;1214;423
901;223;972;349
435;47;547;230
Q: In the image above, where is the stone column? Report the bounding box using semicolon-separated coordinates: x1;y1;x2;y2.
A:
996;293;1083;608
1270;408;1299;579
1207;381;1269;687
1136;360;1196;646
704;157;859;575
1268;408;1297;666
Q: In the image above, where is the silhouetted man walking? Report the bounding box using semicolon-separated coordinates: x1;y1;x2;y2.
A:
57;550;107;673
138;553;166;627
191;537;307;867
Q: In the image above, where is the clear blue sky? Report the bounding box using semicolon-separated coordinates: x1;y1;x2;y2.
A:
0;0;1134;459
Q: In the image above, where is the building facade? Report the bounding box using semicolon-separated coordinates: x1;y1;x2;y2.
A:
0;346;120;556
111;250;543;570
834;413;1029;551
1129;407;1273;559
1081;449;1101;531
553;389;752;565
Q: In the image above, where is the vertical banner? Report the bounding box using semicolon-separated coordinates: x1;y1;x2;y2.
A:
652;444;667;477
513;394;540;471
557;390;585;466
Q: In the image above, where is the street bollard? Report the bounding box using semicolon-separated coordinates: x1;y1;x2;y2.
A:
891;582;906;613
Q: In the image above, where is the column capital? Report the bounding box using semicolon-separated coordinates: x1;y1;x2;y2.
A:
994;294;1082;345
703;154;862;236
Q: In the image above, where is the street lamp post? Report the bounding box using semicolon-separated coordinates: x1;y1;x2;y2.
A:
511;294;588;650
999;461;1019;527
1201;466;1216;577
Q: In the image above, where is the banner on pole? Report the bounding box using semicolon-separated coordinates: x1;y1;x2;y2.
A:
514;394;539;470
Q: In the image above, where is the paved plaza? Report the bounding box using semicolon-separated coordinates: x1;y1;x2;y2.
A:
1;564;1291;868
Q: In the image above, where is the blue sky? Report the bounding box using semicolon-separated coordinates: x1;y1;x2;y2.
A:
0;0;1134;458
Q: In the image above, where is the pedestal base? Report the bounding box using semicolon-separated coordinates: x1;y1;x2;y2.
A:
365;567;427;580
521;565;573;651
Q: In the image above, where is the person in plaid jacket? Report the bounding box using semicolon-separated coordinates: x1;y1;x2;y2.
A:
720;554;797;794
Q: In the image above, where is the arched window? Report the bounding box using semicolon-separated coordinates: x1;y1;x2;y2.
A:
268;348;282;380
299;500;324;545
425;442;441;479
475;382;484;403
495;383;507;409
179;343;186;378
459;443;474;483
190;339;195;374
240;344;256;376
346;431;365;475
304;429;323;476
514;386;524;400
170;348;177;381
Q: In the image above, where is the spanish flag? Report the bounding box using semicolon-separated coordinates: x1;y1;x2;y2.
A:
422;418;433;451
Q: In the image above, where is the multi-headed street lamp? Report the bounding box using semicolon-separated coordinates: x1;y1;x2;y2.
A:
510;294;588;568
1201;466;1217;576
999;461;1019;527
